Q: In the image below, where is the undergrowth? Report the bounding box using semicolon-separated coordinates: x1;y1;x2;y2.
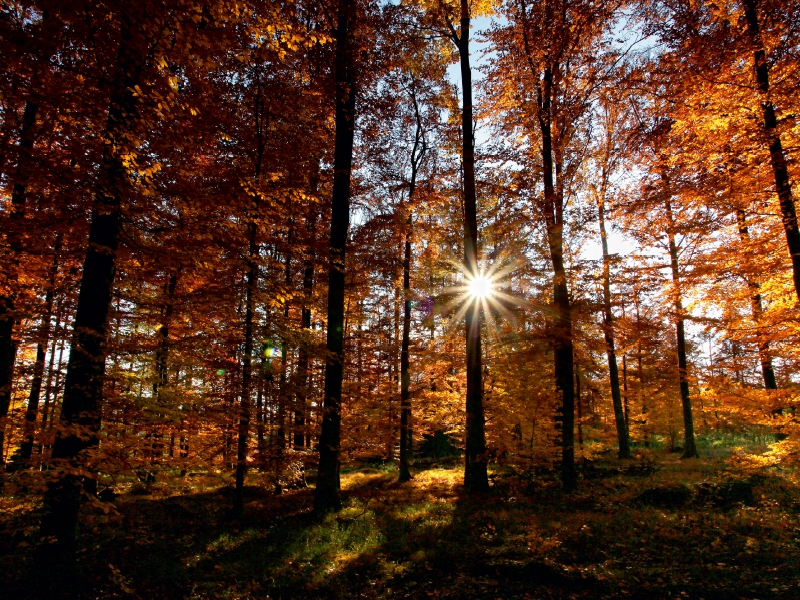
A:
2;450;800;599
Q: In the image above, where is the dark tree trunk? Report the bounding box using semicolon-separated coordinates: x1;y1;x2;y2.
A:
736;210;778;390
234;219;259;515
39;298;64;447
256;352;267;455
399;89;425;483
275;226;293;493
314;0;357;514
456;0;489;493
664;194;698;459
399;220;413;482
295;207;316;450
19;236;61;463
742;0;800;302
1;11;59;474
575;365;583;452
622;352;629;427
0;99;38;472
234;70;269;512
539;63;576;490
636;298;649;447
153;270;179;399
35;13;143;585
597;195;630;459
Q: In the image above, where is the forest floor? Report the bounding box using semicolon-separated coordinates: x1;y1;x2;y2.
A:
3;451;800;599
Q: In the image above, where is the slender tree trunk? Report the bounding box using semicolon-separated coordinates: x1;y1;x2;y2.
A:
19;237;61;463
399;91;425;482
537;58;576;490
0;99;38;473
742;0;800;302
456;0;489;493
399;217;413;481
234;69;270;511
597;195;630;458
664;193;699;458
387;283;400;461
39;298;64;447
622;353;629;427
315;0;357;514
634;296;648;447
736;210;778;390
575;365;583;453
35;14;142;585
256;353;266;455
154;270;179;398
0;12;59;474
275;227;293;492
295;206;316;450
234;218;259;515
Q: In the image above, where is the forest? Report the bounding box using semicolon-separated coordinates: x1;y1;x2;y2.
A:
2;0;800;598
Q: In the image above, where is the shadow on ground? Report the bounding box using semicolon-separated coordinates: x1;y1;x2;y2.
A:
3;457;800;599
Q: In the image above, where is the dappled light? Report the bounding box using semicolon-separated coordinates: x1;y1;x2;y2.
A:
3;0;800;598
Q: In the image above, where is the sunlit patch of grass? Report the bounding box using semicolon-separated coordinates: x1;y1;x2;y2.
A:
340;469;393;491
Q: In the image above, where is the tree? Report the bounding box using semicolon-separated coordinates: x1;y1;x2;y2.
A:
590;96;632;459
315;0;359;514
488;0;623;489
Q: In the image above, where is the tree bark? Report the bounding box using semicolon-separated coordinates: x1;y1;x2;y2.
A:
314;0;357;514
154;270;179;399
539;62;576;490
19;236;61;463
234;218;259;515
295;206;316;450
597;194;630;458
455;0;489;493
1;10;59;474
35;12;143;585
399;89;426;482
0;99;38;472
742;0;800;302
275;226;293;492
664;193;699;458
39;297;64;448
736;210;778;390
234;67;270;512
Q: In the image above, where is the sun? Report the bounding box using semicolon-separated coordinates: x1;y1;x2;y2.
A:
468;273;494;299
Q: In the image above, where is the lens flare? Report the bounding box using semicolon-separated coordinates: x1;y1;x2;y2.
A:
468;274;493;299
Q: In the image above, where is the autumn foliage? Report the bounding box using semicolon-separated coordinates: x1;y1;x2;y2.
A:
2;0;800;596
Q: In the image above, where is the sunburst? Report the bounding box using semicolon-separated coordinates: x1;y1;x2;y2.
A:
444;258;526;333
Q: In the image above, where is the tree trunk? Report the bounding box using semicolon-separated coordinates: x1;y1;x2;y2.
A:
597;195;630;458
457;0;489;493
35;13;142;585
1;11;59;474
0;99;38;473
19;237;61;463
538;59;576;490
742;0;800;302
275;226;293;492
295;206;316;450
664;193;698;458
234;218;259;515
399;218;413;481
39;297;64;450
575;365;583;453
314;0;357;514
234;68;270;511
736;210;778;390
153;270;179;399
399;91;426;482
